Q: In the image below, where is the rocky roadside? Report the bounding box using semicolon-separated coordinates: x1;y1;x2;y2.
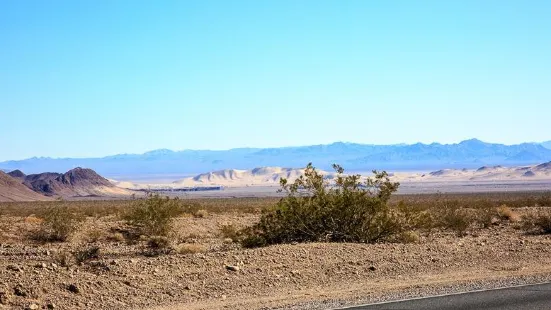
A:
1;225;550;310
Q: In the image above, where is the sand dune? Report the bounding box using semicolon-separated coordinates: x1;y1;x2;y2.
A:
398;161;551;182
112;167;335;190
111;161;551;191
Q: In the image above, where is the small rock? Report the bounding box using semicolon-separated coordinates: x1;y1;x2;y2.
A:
51;263;58;268
47;303;56;309
221;295;227;300
184;285;192;290
35;263;47;269
368;266;377;272
67;284;80;294
27;304;39;310
225;265;240;272
14;285;27;297
0;291;10;305
7;265;22;272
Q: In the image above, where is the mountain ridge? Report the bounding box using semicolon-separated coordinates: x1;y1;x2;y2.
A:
0;171;52;202
2;139;550;177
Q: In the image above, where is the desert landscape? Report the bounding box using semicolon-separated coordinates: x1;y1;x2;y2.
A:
3;1;551;308
1;163;551;310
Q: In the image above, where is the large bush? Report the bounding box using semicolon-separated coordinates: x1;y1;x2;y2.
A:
242;163;408;247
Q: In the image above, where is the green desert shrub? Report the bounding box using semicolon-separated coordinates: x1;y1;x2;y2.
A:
33;206;84;242
522;210;551;234
241;163;410;247
123;194;183;237
432;205;473;236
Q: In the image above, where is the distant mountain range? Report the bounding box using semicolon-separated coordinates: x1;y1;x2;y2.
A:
1;139;551;178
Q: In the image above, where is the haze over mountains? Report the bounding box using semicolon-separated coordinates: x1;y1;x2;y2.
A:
110;161;551;190
1;139;551;178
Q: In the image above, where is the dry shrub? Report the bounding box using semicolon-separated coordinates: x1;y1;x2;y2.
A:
496;205;521;222
73;246;101;264
144;236;173;256
432;205;472;236
399;230;420;243
32;206;84;242
86;229;104;243
522;210;551;234
123;194;183;237
176;243;207;254
147;236;171;249
472;205;499;228
108;232;125;242
54;250;75;267
194;209;209;218
24;215;44;225
241;164;407;247
219;223;241;242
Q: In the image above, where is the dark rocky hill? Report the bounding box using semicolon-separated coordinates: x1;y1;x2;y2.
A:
23;167;129;198
0;171;51;202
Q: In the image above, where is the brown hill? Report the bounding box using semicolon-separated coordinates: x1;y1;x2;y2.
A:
0;171;51;202
23;167;131;198
7;169;26;182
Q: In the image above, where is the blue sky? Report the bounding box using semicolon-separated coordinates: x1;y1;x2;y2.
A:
1;0;550;161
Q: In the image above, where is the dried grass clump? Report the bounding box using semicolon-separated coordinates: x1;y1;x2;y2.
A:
496;205;521;222
176;243;207;254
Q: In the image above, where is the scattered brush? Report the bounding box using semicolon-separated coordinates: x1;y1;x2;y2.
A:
522;210;551;234
31;206;84;242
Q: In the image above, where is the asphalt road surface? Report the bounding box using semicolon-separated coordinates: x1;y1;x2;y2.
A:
345;282;551;310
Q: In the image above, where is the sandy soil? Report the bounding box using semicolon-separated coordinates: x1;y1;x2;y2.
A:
1;211;550;310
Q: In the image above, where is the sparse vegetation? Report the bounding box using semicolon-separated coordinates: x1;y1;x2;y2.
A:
176;243;207;254
497;205;521;222
432;205;473;236
123;194;183;237
144;236;172;256
1;190;551;309
73;246;101;264
194;209;209;218
522;209;551;234
219;223;241;242
108;232;125;242
53;250;74;267
32;206;84;242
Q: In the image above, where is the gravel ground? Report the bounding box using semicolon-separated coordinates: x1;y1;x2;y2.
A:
1;213;551;310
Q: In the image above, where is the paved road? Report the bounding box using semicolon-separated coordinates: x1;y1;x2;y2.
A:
345;283;551;310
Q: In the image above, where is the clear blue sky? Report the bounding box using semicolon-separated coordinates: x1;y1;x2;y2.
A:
1;0;550;161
